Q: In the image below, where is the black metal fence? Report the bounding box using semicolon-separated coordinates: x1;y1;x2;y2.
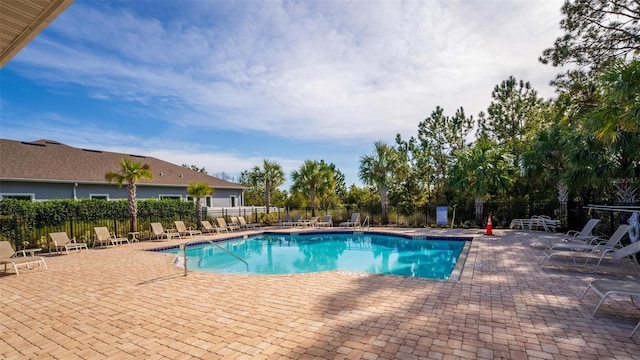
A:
1;200;635;251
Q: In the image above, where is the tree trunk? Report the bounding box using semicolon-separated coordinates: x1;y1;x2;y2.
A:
265;181;271;214
381;185;389;224
474;195;484;227
195;198;203;223
310;186;316;217
127;182;138;232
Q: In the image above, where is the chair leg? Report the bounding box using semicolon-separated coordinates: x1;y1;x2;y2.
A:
631;321;640;337
580;284;592;300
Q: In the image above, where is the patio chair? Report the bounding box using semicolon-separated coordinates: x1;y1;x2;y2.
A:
340;213;360;227
287;215;304;226
201;220;224;233
150;222;181;241
564;218;601;243
230;217;245;230
275;214;291;226
94;227;130;247
217;217;240;232
174;220;202;237
0;241;47;275
297;216;319;227
316;215;333;227
49;232;89;254
539;236;640;268
546;224;630;252
237;216;261;229
580;279;640;337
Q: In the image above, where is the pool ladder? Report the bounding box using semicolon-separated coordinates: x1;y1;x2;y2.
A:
178;240;249;276
360;215;370;229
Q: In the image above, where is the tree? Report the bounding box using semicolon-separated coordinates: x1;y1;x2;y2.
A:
181;164;207;173
540;0;640;70
242;159;285;213
105;159;153;232
291;160;334;217
186;182;213;223
359;141;401;224
404;106;473;204
567;60;640;203
448;138;511;225
479;76;545;170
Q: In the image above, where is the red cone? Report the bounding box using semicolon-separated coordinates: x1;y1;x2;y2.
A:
485;214;493;235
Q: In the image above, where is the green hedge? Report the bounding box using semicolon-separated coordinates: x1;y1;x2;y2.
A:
0;198;196;249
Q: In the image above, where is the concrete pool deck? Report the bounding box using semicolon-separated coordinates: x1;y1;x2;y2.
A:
1;227;639;359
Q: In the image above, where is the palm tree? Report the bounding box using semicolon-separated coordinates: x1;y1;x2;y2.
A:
105;159;153;232
247;159;285;214
291;160;333;217
358;141;400;224
448;138;511;226
186;182;214;223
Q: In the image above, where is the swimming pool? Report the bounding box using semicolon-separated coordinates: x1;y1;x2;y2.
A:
160;232;471;280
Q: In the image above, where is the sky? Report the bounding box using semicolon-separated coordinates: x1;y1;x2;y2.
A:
0;0;566;189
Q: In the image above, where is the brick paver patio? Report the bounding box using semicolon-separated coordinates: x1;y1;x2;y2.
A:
2;228;639;359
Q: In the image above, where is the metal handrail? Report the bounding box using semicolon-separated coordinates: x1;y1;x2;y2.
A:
178;240;249;276
201;241;249;271
360;215;369;229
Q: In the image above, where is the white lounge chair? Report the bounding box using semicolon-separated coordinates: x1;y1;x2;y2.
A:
237;216;261;229
150;222;181;241
297;216;318;227
564;218;601;243
49;232;88;254
94;227;130;247
340;213;360;227
540;236;640;268
580;279;640;337
0;241;48;275
174;221;202;237
275;214;291;226
201;220;224;233
316;215;333;227
546;224;629;252
217;218;240;232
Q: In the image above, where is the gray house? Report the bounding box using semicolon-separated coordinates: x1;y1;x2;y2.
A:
0;139;245;207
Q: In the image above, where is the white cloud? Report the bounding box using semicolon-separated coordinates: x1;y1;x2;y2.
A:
12;0;565;145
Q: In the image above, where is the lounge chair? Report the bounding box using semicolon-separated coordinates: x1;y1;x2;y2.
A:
546;224;630;252
0;241;47;275
49;232;89;254
540;236;640;268
287;215;304;226
340;213;360;227
230;217;244;230
275;214;291;226
580;279;640;337
150;222;181;241
316;215;333;227
297;216;319;227
217;217;240;232
94;227;130;247
564;218;601;243
201;220;224;233
237;216;261;229
510;215;559;231
174;220;202;237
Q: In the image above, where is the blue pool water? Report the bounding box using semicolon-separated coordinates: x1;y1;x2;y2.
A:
163;233;469;280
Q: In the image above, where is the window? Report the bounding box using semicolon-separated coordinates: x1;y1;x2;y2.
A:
0;194;33;201
90;194;109;200
160;195;181;201
230;196;236;207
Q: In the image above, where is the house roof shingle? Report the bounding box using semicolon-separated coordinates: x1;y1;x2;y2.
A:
0;139;245;189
